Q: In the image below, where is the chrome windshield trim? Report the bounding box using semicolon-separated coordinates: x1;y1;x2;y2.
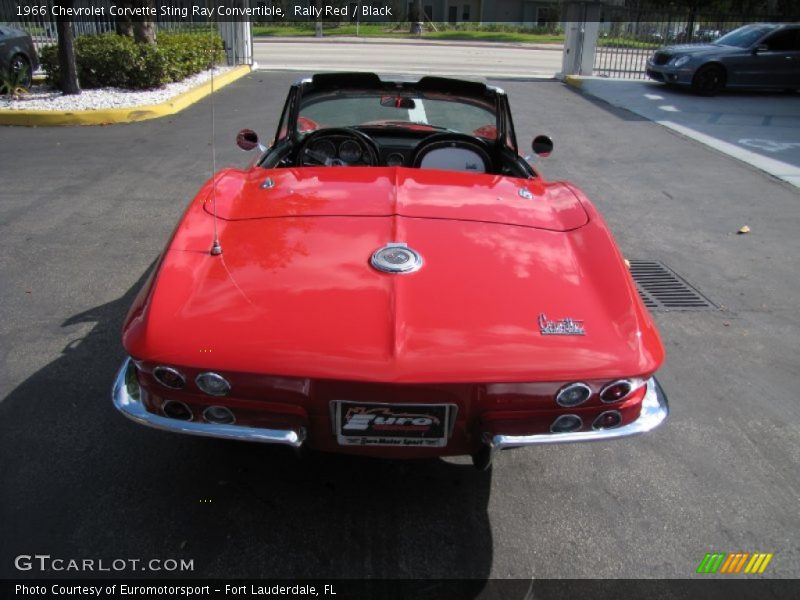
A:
112;358;305;448
485;377;668;453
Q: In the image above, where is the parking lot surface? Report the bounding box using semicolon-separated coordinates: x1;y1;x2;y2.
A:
572;78;800;188
1;72;798;581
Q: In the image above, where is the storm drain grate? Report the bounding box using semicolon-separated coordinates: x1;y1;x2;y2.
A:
629;260;716;311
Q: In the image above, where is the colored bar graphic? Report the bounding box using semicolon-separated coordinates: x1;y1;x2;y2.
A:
697;553;726;573
759;554;773;573
719;553;737;573
696;554;713;573
733;553;750;573
698;552;773;575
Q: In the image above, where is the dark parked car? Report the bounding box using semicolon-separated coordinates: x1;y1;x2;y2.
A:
0;25;38;89
646;23;800;95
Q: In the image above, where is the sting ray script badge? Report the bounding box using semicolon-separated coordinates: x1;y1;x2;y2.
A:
538;313;586;336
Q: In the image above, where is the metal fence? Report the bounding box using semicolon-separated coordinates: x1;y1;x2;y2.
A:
594;15;752;79
1;0;115;50
594;2;800;79
1;0;220;51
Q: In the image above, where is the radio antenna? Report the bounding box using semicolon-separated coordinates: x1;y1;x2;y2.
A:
209;31;222;257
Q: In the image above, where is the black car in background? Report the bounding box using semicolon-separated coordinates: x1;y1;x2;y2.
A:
646;23;800;95
0;25;38;89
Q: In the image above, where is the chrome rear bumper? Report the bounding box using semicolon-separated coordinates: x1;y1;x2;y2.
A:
111;358;305;449
476;377;668;468
113;357;666;466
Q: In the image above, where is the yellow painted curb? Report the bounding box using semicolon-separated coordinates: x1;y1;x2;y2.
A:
564;75;583;89
0;65;251;127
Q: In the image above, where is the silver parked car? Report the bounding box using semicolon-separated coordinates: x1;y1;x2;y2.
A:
646;23;800;95
0;25;38;89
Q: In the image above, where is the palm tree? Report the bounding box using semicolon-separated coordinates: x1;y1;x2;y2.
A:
55;0;80;94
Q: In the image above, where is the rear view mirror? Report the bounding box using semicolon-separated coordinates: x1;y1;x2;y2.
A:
753;44;768;54
236;129;259;151
532;134;554;157
380;95;417;109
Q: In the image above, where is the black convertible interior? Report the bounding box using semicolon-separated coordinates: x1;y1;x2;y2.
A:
294;128;495;173
261;126;534;179
251;73;540;179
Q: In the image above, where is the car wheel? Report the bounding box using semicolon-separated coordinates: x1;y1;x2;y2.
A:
9;54;33;89
691;64;726;96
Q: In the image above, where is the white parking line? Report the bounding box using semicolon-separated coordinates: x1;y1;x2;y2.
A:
660;121;800;186
568;77;800;190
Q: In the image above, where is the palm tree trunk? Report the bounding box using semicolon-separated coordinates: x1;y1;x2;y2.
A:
55;2;80;95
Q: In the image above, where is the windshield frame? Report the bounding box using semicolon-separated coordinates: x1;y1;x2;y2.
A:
281;74;510;152
295;89;500;140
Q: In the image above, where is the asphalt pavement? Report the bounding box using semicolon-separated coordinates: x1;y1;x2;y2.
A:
570;77;800;188
1;71;798;583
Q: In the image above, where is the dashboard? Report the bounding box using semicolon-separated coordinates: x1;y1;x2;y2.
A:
297;132;422;168
269;127;532;178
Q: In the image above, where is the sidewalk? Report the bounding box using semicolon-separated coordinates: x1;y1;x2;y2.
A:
253;35;563;52
253;38;562;80
566;76;800;189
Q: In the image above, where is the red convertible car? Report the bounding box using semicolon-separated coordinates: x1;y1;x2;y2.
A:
112;73;667;469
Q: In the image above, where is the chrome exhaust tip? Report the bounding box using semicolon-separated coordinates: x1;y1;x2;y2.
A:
471;445;492;471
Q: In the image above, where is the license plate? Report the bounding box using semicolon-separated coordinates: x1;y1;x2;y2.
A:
334;401;455;447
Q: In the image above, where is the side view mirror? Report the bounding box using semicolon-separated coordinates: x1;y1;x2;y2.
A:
236;129;259;151
753;44;769;54
532;134;554;158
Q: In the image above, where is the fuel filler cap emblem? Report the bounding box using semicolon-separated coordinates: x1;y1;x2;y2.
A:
371;243;423;274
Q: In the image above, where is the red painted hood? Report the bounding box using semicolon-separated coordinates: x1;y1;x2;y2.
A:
122;168;663;383
203;167;588;231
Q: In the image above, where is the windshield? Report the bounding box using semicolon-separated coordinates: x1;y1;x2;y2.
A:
714;24;775;48
297;91;498;139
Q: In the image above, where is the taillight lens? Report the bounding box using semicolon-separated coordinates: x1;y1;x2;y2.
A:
203;405;235;424
555;382;592;407
195;372;231;396
153;366;185;390
592;410;622;430
162;400;193;421
600;380;633;403
551;414;583;433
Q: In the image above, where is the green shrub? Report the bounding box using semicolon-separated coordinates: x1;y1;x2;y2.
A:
39;44;60;88
1;62;31;98
40;31;224;91
157;33;225;81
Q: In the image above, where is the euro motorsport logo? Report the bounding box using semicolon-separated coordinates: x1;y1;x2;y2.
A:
696;552;773;574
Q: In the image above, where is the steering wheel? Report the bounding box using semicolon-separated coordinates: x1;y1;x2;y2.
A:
411;133;495;173
295;127;380;167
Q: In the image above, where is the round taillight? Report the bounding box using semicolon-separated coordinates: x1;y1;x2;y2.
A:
592;410;622;430
162;400;193;421
195;372;231;396
203;405;235;425
153;366;185;390
600;380;632;403
555;382;592;407
550;414;583;433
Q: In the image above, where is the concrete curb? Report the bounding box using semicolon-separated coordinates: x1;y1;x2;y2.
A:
563;75;583;89
0;65;251;127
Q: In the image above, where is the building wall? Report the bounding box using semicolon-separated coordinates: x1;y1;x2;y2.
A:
480;0;560;25
414;0;480;23
445;0;482;22
482;0;523;22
